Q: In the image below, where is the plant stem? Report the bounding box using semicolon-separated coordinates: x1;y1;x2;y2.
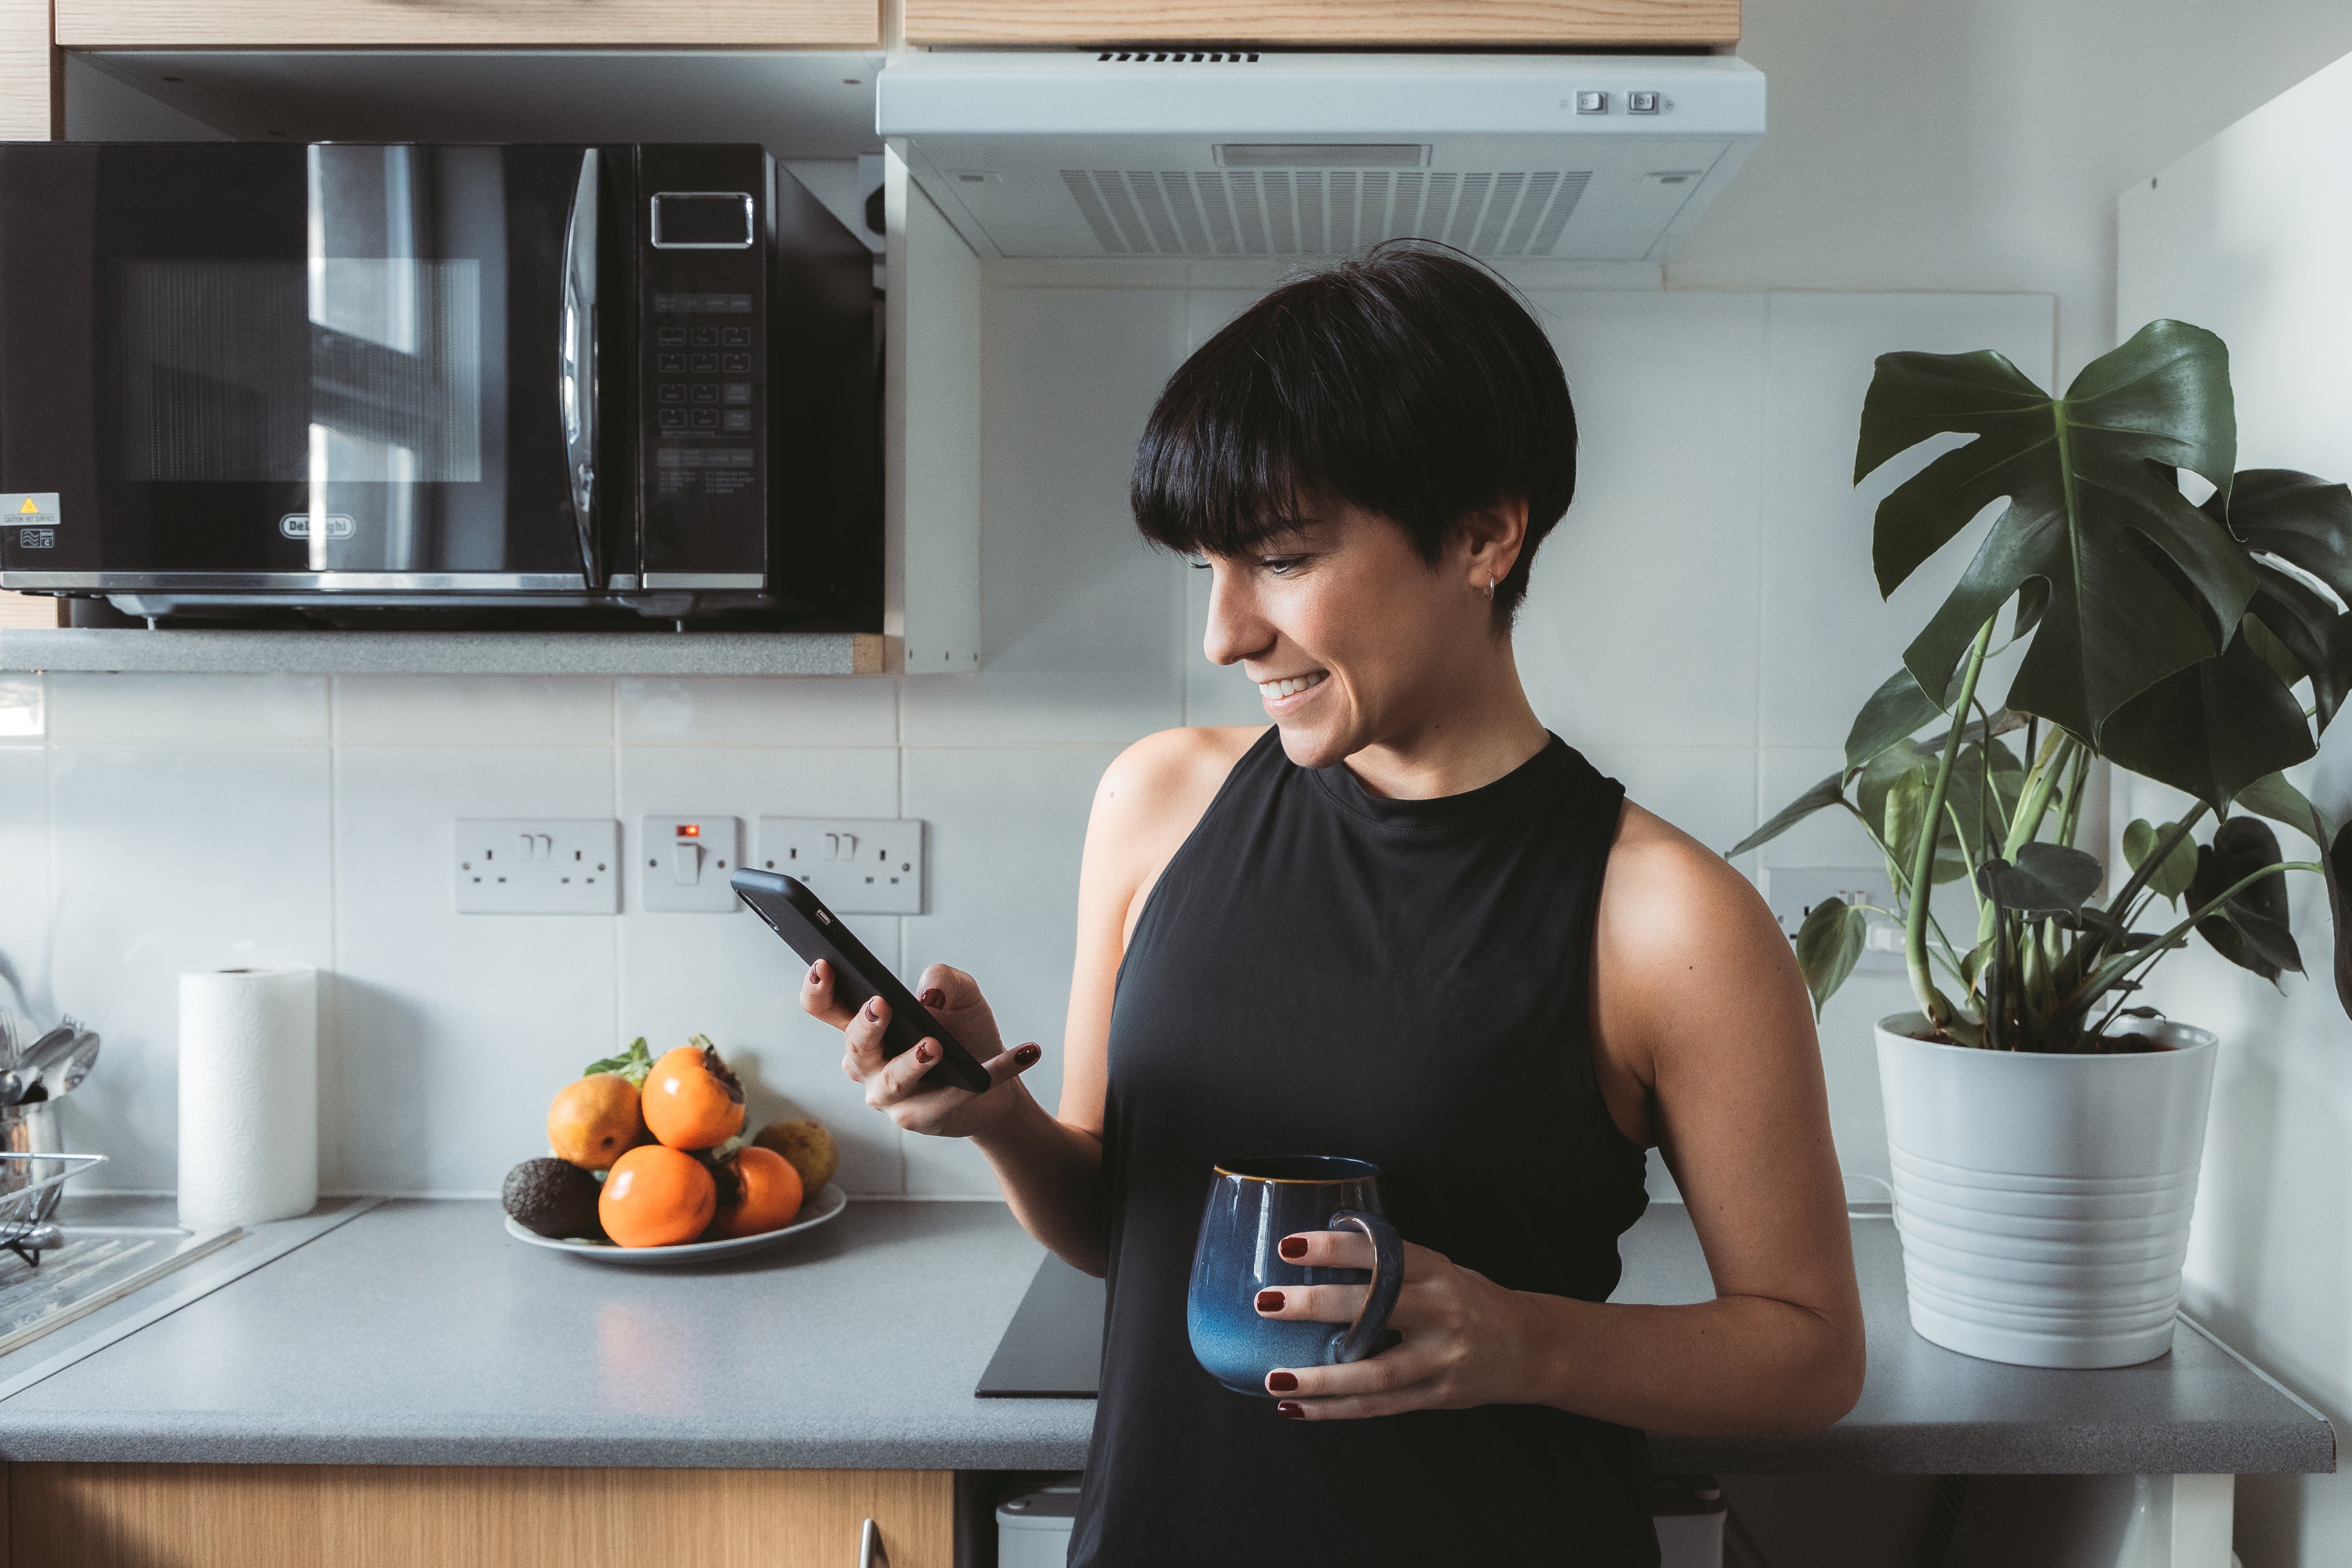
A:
1907;618;1998;1028
2106;806;2211;926
2055;743;2092;849
2004;729;2073;857
2053;858;2324;1031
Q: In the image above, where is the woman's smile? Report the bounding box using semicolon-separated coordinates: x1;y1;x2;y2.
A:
1257;669;1329;710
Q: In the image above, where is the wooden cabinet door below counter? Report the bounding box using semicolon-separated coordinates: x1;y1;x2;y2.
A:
10;1464;954;1568
54;0;882;49
903;0;1739;48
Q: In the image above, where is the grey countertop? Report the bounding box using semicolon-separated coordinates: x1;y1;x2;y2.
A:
0;1197;2330;1476
0;628;885;677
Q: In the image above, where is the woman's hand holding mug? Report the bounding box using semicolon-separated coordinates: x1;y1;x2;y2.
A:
1255;1229;1542;1421
800;959;1042;1140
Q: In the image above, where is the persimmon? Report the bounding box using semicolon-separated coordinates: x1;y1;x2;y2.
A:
547;1073;646;1171
709;1145;805;1239
641;1039;745;1150
599;1144;717;1247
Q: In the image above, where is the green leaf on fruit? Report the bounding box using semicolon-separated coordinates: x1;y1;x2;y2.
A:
584;1037;654;1087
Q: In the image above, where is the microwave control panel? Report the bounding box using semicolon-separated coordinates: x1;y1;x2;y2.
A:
636;144;769;586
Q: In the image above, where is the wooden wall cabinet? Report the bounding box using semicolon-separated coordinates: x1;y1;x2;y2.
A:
903;0;1739;49
9;1464;955;1568
54;0;883;50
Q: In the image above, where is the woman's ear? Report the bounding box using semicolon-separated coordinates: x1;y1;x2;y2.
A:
1457;497;1530;592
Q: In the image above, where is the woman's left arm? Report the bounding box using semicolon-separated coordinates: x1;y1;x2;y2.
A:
1259;808;1866;1433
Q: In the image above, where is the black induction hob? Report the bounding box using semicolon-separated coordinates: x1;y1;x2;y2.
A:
976;1253;1104;1398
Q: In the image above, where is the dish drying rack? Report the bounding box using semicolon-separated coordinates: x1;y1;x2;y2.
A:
0;1151;106;1266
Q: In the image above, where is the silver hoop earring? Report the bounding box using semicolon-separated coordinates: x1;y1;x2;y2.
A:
1486;574;1496;600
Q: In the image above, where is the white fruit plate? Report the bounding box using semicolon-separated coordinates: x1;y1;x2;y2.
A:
503;1182;847;1265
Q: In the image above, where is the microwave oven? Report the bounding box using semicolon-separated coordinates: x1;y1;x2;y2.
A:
0;142;879;627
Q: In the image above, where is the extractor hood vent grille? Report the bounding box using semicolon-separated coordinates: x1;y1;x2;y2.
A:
1094;51;1262;63
1058;169;1592;258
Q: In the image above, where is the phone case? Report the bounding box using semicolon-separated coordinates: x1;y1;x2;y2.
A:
729;869;993;1094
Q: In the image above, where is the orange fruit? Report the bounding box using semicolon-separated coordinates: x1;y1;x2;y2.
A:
599;1144;717;1247
709;1145;805;1239
642;1040;746;1151
547;1074;647;1171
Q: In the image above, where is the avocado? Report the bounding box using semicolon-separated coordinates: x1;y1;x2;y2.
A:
502;1157;605;1240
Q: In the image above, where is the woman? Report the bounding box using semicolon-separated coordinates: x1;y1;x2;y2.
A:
804;245;1863;1564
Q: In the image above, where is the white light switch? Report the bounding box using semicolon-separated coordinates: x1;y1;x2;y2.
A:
756;817;925;915
454;819;619;915
641;815;740;912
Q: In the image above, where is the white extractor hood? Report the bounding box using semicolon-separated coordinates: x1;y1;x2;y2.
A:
875;52;1765;263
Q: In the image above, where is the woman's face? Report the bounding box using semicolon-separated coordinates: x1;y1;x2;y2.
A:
1198;505;1517;770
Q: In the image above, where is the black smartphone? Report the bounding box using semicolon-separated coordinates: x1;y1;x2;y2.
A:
730;868;993;1094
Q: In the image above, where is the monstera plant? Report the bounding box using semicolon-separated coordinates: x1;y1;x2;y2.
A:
1738;320;2352;1052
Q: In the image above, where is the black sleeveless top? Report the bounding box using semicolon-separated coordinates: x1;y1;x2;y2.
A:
1069;728;1657;1567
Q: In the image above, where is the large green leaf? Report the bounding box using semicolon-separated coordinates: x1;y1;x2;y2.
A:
1844;668;1944;773
2189;817;2303;981
1794;896;1867;1020
2095;632;2315;810
1726;773;1848;859
2200;470;2352;729
1976;842;2103;918
2123;818;2199;903
1855;320;2251;743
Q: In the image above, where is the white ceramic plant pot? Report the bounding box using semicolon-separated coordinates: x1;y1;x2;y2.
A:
1875;1012;2218;1369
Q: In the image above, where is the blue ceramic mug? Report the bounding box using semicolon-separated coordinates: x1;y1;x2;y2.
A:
1187;1155;1405;1398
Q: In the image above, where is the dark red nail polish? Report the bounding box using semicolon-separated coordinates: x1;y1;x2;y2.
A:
919;988;945;1006
1276;1400;1305;1419
1267;1370;1298;1393
917;1042;937;1063
1256;1290;1285;1313
1280;1236;1307;1260
1018;1044;1041;1063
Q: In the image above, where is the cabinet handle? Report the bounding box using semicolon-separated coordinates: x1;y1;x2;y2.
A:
858;1517;888;1568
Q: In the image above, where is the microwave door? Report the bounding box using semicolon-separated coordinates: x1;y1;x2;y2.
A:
0;142;595;593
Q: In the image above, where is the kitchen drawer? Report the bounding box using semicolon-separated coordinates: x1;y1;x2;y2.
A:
902;0;1739;48
9;1464;954;1568
55;0;882;49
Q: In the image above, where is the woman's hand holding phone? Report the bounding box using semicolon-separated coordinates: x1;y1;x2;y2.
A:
802;959;1044;1140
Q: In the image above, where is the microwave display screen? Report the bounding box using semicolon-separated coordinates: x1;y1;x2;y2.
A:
112;257;485;485
650;192;755;249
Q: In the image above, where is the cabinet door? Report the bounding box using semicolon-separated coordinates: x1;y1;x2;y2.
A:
10;1464;955;1568
54;0;881;49
903;0;1738;48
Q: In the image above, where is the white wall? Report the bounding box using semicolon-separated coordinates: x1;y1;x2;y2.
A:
2118;49;2352;1568
0;280;2049;1204
1691;0;2352;382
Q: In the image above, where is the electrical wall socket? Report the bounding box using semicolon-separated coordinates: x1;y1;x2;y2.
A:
454;819;620;915
640;815;742;912
1761;866;1903;970
756;817;925;915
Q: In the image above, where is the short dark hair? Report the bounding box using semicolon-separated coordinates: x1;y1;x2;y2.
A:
1129;242;1576;624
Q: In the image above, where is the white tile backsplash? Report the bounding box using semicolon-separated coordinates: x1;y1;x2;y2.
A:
49;745;335;1191
902;744;1117;1195
328;748;616;1194
1517;291;1767;749
0;286;2053;1206
334;676;614;748
49;673;329;745
615;676;899;749
0;673;42;741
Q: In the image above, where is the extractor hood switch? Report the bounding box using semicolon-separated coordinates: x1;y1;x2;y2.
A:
1576;90;1608;114
1627;91;1660;114
641;815;740;912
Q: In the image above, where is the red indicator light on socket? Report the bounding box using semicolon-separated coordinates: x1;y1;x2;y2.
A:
677;824;701;838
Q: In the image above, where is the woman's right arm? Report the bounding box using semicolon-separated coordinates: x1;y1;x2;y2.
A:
803;726;1259;1277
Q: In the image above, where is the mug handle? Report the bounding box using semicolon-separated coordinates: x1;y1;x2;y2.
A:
1325;1210;1403;1365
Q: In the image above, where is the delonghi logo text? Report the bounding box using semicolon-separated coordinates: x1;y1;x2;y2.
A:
280;514;356;540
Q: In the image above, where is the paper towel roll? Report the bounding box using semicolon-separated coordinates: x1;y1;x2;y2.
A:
179;966;318;1229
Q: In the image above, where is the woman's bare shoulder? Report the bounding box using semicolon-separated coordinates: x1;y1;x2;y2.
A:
1597;800;1786;975
1094;725;1266;827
